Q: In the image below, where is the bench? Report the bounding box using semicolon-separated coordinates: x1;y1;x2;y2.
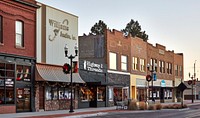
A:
116;100;128;110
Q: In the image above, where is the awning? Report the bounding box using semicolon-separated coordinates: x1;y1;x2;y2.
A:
36;63;85;83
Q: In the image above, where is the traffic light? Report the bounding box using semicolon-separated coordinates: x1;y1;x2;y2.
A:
146;75;152;82
63;63;71;74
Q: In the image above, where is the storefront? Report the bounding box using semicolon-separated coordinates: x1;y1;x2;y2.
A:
0;55;35;113
35;63;85;111
79;60;107;108
148;79;173;102
136;78;148;102
107;71;130;106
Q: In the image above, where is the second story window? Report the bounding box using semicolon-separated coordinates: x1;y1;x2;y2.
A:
159;60;165;73
175;65;178;76
140;58;145;72
15;21;24;47
109;52;117;70
179;66;182;76
121;55;127;71
0;16;2;44
132;57;138;70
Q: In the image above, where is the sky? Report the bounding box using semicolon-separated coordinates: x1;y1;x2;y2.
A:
37;0;200;80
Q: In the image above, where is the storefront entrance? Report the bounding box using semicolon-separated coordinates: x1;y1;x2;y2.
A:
16;87;31;112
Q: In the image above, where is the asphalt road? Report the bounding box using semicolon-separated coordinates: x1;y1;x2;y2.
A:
86;104;200;118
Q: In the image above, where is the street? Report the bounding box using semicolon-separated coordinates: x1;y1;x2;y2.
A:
86;104;200;118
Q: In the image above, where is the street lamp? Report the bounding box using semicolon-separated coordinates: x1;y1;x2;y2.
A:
64;44;78;113
189;72;194;103
147;63;157;102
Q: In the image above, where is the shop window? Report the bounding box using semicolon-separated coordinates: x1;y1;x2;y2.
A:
108;87;113;101
0;86;4;104
97;87;105;101
52;87;58;100
114;87;122;104
45;86;52;100
80;87;91;101
16;65;31;82
0;63;15;104
46;86;74;100
122;87;129;101
59;88;70;100
5;87;14;104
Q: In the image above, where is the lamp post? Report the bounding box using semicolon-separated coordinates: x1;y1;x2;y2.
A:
189;73;194;103
147;63;157;102
188;60;197;103
64;44;78;113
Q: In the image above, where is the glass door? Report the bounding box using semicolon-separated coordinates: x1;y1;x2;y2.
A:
16;88;31;112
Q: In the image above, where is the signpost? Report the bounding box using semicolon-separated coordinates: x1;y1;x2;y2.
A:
177;82;187;107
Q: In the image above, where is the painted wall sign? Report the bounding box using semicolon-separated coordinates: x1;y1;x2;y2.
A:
83;60;103;73
48;19;77;41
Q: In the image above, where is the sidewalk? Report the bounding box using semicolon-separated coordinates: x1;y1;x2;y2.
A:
1;100;200;118
0;106;117;118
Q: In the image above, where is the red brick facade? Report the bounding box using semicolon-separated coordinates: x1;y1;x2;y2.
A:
0;0;37;58
105;29;131;72
0;0;37;114
147;43;175;80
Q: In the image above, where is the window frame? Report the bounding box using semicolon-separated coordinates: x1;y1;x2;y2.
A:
140;58;145;72
132;57;138;70
121;55;127;71
15;20;24;47
109;52;117;70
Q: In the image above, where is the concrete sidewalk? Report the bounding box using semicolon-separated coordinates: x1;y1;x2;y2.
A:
0;106;117;118
1;100;200;118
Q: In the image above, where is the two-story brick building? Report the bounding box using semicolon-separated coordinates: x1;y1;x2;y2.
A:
147;44;177;103
0;0;38;113
79;29;184;106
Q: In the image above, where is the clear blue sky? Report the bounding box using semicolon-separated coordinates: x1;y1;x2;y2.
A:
37;0;200;80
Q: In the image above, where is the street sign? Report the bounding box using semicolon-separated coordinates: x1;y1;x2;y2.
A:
177;82;187;91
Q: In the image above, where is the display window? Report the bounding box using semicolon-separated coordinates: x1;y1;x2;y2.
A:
97;87;105;101
108;87;113;101
0;63;15;104
80;87;91;102
46;86;74;100
16;65;31;82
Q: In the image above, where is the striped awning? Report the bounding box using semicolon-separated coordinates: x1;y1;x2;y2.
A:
36;63;85;83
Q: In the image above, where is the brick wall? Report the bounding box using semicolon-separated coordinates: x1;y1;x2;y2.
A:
0;105;16;114
147;43;174;80
0;0;37;58
106;29;131;72
131;37;147;76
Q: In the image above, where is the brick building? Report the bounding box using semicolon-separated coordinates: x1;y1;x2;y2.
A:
79;29;184;105
130;37;148;101
0;0;38;113
147;43;184;103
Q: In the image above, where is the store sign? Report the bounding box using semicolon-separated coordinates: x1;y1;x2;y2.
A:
83;60;103;73
161;80;166;87
5;79;14;87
